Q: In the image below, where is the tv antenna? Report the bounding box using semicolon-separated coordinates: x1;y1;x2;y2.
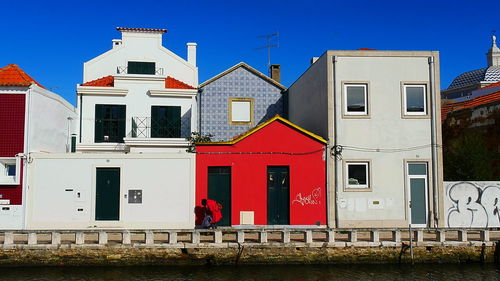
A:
256;32;279;74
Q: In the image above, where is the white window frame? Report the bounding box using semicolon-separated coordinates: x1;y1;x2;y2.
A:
403;84;427;116
0;157;21;185
406;161;429;227
345;161;370;190
344;84;368;116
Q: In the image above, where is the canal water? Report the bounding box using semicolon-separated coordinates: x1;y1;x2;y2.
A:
1;263;499;280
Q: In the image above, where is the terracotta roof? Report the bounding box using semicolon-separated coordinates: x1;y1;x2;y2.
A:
81;76;114;87
481;81;500;89
165;76;196;89
197;115;327;145
357;48;376;50
0;64;43;88
116;27;167;33
442;90;500;122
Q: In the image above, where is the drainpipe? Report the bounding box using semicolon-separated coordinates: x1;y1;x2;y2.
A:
332;55;339;228
428;56;439;227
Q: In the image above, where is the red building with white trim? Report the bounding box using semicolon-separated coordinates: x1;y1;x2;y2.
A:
195;116;327;227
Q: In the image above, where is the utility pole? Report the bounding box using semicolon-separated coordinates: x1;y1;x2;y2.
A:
256;33;279;75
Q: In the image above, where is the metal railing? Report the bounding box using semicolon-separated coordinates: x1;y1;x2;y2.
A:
116;66;164;75
130;117;182;138
1;228;498;248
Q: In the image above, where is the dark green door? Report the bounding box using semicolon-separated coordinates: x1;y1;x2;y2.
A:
95;168;120;221
208;167;231;226
408;163;428;226
267;166;289;225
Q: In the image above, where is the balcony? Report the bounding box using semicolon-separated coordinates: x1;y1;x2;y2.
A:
129;117;191;139
116;66;164;76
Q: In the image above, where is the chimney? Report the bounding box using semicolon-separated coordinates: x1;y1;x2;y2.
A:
310;57;319;64
112;39;122;49
187;43;197;66
270;64;280;83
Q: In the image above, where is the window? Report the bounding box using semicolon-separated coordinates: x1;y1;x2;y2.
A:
404;85;427;115
345;161;370;189
95;104;126;143
229;98;253;125
344;84;368;115
151;106;181;138
0;157;20;185
127;61;156;75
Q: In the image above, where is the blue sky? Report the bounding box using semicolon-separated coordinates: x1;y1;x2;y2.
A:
1;0;498;105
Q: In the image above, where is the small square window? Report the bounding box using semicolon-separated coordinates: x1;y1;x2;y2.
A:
344;84;368;115
229;98;253;125
346;162;370;189
404;85;427;115
0;158;20;185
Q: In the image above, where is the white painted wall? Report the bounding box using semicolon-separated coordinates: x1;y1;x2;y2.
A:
26;153;195;229
444;181;500;228
28;85;77;153
83;30;198;86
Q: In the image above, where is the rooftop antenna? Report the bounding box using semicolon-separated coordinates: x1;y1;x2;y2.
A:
256;32;279;75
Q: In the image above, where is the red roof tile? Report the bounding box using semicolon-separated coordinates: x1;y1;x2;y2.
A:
165;76;195;89
442;90;500;122
116;27;167;33
81;76;114;87
0;64;43;88
480;81;500;89
357;48;376;50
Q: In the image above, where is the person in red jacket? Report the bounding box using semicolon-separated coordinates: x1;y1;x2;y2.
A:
201;198;222;229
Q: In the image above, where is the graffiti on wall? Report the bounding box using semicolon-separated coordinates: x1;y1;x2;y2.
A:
446;181;500;228
292;187;321;206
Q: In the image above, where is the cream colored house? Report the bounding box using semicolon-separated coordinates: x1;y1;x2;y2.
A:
288;50;444;228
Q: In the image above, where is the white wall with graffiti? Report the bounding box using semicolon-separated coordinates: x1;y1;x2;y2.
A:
445;181;500;228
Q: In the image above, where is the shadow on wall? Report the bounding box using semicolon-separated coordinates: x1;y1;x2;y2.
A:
181;109;191;138
258;95;285;124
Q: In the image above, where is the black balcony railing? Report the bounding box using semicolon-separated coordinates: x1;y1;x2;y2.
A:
116;66;164;75
131;117;182;138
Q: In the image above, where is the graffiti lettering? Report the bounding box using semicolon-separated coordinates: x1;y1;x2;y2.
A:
446;182;500;228
292;188;321;206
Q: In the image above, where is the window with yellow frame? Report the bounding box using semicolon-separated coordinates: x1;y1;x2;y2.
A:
228;98;254;125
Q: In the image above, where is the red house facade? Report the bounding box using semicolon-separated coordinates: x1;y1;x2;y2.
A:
196;116;327;226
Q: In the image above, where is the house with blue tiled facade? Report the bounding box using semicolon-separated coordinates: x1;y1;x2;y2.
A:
198;62;286;141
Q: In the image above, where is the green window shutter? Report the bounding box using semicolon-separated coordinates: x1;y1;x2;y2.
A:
117;105;126;143
128;62;155;74
95;104;104;142
166;106;181;138
151;106;160;138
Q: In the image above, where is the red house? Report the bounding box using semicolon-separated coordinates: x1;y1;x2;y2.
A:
196;116;327;227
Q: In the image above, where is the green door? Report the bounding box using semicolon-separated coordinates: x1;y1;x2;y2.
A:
95;168;120;221
267;166;289;225
208;167;231;226
408;163;428;226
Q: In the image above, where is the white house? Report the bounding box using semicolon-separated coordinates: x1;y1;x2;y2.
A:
25;27;198;229
288;50;444;228
0;64;76;229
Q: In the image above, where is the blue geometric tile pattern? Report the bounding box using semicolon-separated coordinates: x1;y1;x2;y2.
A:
199;66;284;141
448;66;500;90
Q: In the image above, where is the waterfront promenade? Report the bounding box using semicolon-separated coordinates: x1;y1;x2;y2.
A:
1;228;499;266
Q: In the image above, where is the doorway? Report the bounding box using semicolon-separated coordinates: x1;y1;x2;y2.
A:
267;166;290;225
208;166;231;226
407;162;428;227
95;168;120;221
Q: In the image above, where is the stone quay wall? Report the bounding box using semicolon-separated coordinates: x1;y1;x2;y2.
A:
1;228;499;266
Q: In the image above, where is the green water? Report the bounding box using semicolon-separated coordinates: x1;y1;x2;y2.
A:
1;263;499;280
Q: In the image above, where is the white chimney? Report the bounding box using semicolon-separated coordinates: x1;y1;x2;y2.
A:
187;43;197;66
112;39;122;49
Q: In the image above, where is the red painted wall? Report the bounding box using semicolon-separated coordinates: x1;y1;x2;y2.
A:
0;94;25;205
196;120;327;226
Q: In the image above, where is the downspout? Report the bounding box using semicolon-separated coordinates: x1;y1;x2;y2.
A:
428;56;439;227
332;55;339;228
79;94;83;143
